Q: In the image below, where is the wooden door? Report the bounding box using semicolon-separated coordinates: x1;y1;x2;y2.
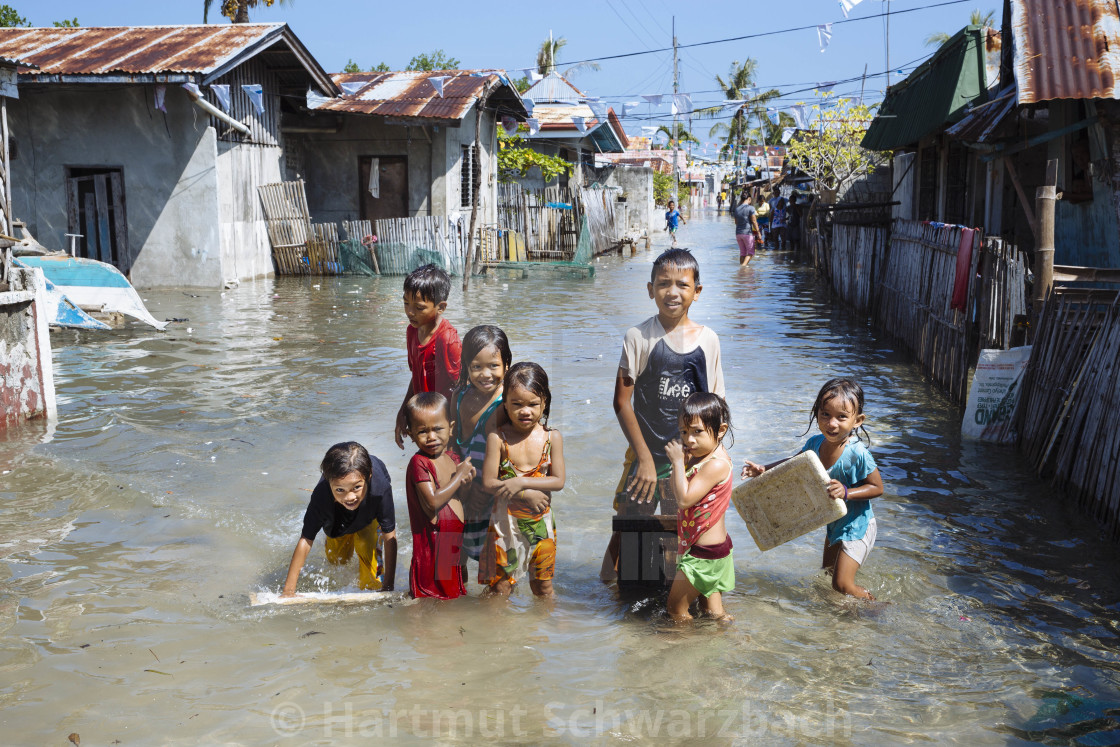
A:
359;156;408;221
65;168;129;272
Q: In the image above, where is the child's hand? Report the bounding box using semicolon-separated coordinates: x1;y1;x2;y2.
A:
393;410;408;450
827;479;847;501
513;490;550;514
664;439;685;464
741;460;765;479
493;477;525;502
455;461;476;485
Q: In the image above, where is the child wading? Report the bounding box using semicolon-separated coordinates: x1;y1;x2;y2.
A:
404;392;475;600
742;378;884;599
664;200;686;246
665;393;736;622
395;264;461;449
282;442;397;596
452;325;512;576
601;248;725;581
481;362;565;597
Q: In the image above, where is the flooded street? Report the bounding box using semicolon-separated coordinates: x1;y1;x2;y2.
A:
2;207;1119;744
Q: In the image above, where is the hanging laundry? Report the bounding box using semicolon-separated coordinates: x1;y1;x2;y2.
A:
182;82;201;98
951;228;976;311
817;24;833;53
839;0;864;18
241;84;265;115
428;76;448;98
502;116;518;135
672;93;692;116
340;81;366;96
368;158;380;198
571;116;587;133
641;94;663;105
211;83;232;111
527;117;540;136
154;85;167;113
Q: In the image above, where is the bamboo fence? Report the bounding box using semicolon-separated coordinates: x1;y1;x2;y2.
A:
974;237;1028;350
579;187;624;257
1015;293;1120;539
490;183;582;262
829;224;889;314
258;180;312;275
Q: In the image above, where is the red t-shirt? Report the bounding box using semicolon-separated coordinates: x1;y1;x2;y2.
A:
406;452;466;600
407;317;461;403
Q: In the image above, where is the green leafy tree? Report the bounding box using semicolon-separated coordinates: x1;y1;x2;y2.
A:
784;92;883;200
497;126;572;184
52;17;79;27
511;75;531;94
652;170;674;206
536;35;600;80
655;123;699;148
405;50;459;72
204;0;292;24
925;8;996;47
0;5;29;27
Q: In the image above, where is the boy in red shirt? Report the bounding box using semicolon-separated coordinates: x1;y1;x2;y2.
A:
394;264;462;448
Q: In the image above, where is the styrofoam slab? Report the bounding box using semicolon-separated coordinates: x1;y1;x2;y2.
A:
250;591;393;607
732;450;847;551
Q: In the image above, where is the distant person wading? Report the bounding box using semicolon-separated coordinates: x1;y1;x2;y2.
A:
733;192;762;267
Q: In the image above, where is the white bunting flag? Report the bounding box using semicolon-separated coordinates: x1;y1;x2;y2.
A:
211;83;231;111
340;81;365;96
622;101;641;116
641;94;663;105
767;108;781;126
241;84;264;115
428;76;447;98
672;93;693;116
782;128;795;144
527;117;540;135
522;98;535;116
817;24;833;53
791;104;807;129
839;0;864;18
306;87;330;109
522;68;543;83
154;84;167;113
182;82;200;98
589;102;609;121
502;116;518;135
572;116;587;132
816;81;837;93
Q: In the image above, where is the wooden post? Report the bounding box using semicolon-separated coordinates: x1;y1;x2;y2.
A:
463;82;493;290
1033;159;1058;332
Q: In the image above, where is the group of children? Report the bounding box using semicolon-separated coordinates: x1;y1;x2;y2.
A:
281;248;884;618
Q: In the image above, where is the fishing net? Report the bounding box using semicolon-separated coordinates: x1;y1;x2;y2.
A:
337;239;378;277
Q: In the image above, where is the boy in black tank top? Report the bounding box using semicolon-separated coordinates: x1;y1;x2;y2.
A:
601;249;726;582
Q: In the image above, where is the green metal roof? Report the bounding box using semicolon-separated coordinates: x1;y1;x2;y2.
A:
862;26;989;151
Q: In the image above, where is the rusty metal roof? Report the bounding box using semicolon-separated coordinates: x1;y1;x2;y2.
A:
1012;0;1120;103
313;70;526;122
0;24;336;92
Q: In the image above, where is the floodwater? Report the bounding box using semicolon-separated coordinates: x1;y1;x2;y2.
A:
2;208;1120;745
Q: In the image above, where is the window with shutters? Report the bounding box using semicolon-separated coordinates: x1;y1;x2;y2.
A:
461;144;478;209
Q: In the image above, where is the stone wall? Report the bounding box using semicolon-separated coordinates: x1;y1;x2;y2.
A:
0;264;55;430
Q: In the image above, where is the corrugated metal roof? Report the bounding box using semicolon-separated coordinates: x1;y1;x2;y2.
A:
523;71;584;104
946;86;1018;142
1011;0;1120;103
314;70;526;122
862;26;989;150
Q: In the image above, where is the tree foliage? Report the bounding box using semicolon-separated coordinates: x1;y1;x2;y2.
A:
0;5;28;27
655;123;699;148
925;7;996;47
52;17;79;27
343;59;390;73
784;93;882;195
535;35;600;80
700;59;779;162
204;0;290;24
652;171;674;207
497;127;572;184
405;50;459;72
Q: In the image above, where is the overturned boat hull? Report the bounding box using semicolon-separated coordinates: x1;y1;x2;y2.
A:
14;256;168;331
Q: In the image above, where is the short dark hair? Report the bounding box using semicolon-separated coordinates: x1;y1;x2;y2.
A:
456;325;513;391
405;391;451;429
403;263;451;304
320;441;374;483
739;191;751;203
651;247;700;284
805;378;870;445
503;361;552;426
679;392;733;448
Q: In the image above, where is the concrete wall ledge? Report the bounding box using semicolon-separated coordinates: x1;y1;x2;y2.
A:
0;290;34;306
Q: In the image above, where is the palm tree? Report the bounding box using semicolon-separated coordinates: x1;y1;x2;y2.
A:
655;123;699;148
536;34;601;80
698;59;779;164
925;8;996;47
204;0;292;24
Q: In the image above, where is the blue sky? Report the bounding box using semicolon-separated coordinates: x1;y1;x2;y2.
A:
23;0;993;146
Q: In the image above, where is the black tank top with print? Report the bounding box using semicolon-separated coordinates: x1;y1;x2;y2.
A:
633;338;709;462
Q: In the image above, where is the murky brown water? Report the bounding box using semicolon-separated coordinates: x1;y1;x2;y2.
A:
2;209;1120;744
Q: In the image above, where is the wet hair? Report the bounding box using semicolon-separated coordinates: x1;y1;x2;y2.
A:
678;392;734;449
320;441;374;484
405;391;451;429
503;361;552;426
805;378;870;445
739;191;751;203
403;263;451;304
651;247;700;284
456;325;513;391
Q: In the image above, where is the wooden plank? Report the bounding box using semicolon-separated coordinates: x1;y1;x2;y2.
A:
109;171;129;274
94;174;113;264
250;591;393;607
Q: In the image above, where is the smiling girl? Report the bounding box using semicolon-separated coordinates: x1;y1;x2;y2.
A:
480;362;565;597
742;378;884;600
281;442;397;596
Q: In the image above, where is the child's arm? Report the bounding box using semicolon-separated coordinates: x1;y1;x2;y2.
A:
415;461;475;519
381;530;397;592
394;381;416;450
613;371;658;503
827;467;884;502
281;536;313;597
741;456;792;479
665;441;727;509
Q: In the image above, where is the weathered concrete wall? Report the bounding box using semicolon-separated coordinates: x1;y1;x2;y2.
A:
10;85;227;288
216;141;281;284
0;266;55;429
583;163;654;236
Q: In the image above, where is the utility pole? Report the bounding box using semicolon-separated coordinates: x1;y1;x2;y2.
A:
885;0;892;88
672;16;679;205
860;63;868;105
